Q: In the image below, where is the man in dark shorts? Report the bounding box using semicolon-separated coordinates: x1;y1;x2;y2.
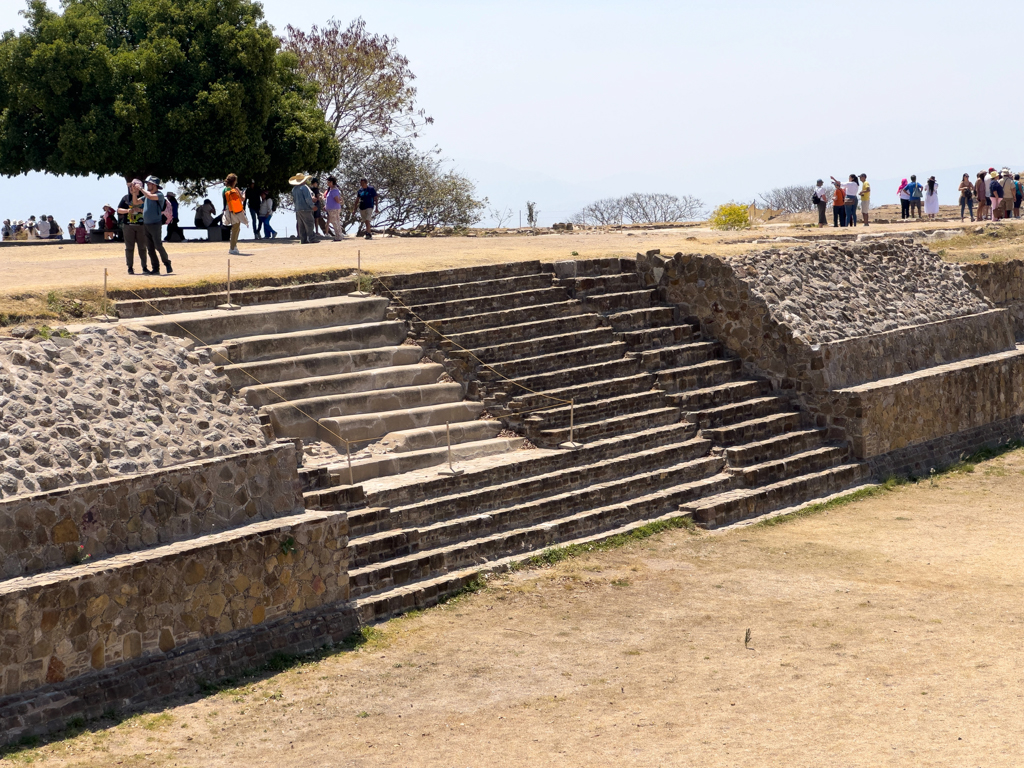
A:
354;178;378;239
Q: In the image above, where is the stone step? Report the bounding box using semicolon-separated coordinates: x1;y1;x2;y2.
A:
685;396;787;429
211;320;409;365
608;306;678;332
349;455;724;569
349;472;733;598
363;421;700;511
138;296;389;347
481;342;628;380
405;287;571;323
670;380;771;411
655;358;744;392
507;373;656;411
365;436;712;537
683;463;868;528
702;411;802;447
375;261;544;292
500;357;642;395
307;435;523;491
723;429;827;467
221;342;420;389
534;407;680;446
731;445;849;488
565;273;643;298
617;325;697;352
553;257;634;278
443;313;606;352
372;419;503;453
638;341;722;371
116;277;358;319
583;290;657;314
520;391;668;430
265;382;465;439
239;362;440;408
452;327;617;366
317;401;485;446
418;300;587;337
352;504;704;624
389;273;553;305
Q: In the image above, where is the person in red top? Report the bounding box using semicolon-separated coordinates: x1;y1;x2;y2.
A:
831;180;847;227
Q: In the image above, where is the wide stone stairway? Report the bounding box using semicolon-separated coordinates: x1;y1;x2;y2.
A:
332;259;868;621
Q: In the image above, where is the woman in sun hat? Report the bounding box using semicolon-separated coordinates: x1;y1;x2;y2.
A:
924;176;939;219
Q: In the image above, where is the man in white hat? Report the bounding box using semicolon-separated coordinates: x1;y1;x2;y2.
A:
289;172;318;244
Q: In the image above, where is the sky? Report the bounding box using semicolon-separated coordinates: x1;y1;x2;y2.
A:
1;0;1022;231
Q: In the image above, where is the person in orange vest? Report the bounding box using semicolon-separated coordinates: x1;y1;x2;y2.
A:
222;173;248;255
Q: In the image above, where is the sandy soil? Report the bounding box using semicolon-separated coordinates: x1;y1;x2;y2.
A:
0;216;983;297
8;448;1024;767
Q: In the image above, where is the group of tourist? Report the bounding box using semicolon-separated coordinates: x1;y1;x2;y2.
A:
287;173;378;245
954;168;1021;222
1;215;68;241
812;174;872;228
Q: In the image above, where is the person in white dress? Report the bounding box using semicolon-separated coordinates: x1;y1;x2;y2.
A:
924;176;940;218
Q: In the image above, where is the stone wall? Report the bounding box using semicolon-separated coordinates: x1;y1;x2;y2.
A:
0;509;348;700
833;348;1024;463
0;442;303;580
962;261;1024;340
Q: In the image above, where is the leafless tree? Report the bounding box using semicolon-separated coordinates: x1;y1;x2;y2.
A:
282;18;433;146
571;193;705;226
757;185;817;214
488;206;513;228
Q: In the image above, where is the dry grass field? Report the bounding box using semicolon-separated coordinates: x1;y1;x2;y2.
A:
4;446;1023;767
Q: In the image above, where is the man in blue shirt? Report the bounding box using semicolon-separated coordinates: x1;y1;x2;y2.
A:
904;174;924;219
353;178;379;239
289;172;319;244
139;176;172;274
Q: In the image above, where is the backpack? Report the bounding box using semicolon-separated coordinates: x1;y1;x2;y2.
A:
162;196;173;223
225;188;244;214
906;182;922;199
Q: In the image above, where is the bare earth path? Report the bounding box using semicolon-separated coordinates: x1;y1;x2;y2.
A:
7;448;1024;767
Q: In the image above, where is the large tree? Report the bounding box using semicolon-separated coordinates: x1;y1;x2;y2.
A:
0;0;338;189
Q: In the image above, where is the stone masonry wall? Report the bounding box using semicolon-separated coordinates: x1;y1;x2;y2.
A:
0;510;348;699
962;261;1024;340
0;442;303;580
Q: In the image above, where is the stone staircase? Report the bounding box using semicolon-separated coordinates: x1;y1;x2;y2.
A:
333;259;869;621
135;293;522;485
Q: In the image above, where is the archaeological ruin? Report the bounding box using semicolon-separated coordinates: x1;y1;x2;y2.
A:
2;238;1023;743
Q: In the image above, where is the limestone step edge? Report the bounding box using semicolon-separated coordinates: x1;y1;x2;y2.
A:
707;482;881;532
350;505;703;625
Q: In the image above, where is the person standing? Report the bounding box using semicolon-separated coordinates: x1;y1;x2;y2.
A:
857;174;871;226
812;179;829;227
897;179;910;219
289;172;318;244
309;179;330;238
75;220;87;244
246;181;262;240
905;175;924;219
117;180;147;274
258;191;277;239
831;179;847;227
958;174;975;221
140;176;173;274
988;171;1003;221
1014;173;1022;219
975;172;989;222
923;177;939;219
354;178;379;239
324;176;345;241
1001;170;1016;221
221;173;246;255
842;175;859;226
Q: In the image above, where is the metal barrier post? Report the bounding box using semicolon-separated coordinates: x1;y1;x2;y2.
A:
97;268;115;322
346;440;354;486
349;249;371;297
218;259;240;310
558;398;583;450
439;421;465;476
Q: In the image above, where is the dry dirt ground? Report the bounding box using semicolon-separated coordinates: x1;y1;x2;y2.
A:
5;448;1024;767
2;215;1004;327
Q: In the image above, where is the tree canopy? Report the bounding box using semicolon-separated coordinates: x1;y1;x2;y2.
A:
0;0;338;188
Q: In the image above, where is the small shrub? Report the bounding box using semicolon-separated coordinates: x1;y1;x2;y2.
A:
710;203;750;230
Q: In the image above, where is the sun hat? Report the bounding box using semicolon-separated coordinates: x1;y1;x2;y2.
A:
288;172;311;186
145;176;162;189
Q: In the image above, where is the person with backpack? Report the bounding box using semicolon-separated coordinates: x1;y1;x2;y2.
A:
904;175;924;219
812;179;829;227
140;176;173;274
221;173;247;255
988;171;1003;221
258;191;277;239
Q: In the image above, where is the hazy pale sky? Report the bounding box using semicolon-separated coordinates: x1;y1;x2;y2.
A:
1;0;1021;230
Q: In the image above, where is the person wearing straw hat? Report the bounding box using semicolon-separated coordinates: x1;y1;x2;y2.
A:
140;176;173;273
289;172;318;244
